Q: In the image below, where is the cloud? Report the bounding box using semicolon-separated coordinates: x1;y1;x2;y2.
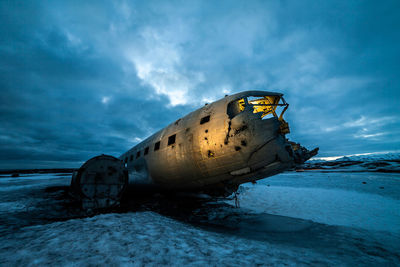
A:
354;132;385;139
0;0;399;168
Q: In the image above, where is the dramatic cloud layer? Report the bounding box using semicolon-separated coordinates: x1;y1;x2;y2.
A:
1;0;399;169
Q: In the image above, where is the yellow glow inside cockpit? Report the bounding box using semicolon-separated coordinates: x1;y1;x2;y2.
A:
227;95;288;121
248;96;280;118
238;98;246;112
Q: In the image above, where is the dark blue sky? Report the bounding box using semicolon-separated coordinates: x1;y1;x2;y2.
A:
1;0;399;169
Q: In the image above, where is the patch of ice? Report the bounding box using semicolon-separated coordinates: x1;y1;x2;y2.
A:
233;185;400;233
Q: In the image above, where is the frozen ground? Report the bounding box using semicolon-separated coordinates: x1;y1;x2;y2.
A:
0;170;399;266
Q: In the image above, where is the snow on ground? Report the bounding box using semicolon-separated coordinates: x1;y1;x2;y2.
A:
232;185;400;233
0;171;400;265
0;212;343;266
230;172;400;234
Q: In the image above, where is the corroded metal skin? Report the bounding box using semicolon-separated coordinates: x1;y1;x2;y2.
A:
71;155;128;209
119;91;316;196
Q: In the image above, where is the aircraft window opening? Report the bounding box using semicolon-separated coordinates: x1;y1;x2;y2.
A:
154;141;160;151
136;151;141;159
144;146;149;155
130;155;133;162
227;96;288;120
227;98;245;119
247;96;288;120
200;115;210;124
168;134;176;145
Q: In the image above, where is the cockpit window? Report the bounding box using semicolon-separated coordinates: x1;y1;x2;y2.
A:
227;98;245;119
227;95;288;120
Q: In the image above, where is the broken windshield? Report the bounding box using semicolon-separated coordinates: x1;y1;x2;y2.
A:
227;95;288;120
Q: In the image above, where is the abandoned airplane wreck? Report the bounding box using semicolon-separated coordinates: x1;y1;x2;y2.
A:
71;91;318;209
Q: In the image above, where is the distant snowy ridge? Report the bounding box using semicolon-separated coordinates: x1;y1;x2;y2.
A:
303;152;400;172
312;151;400;162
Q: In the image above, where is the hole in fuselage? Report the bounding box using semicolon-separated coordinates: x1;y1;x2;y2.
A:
200;115;210;125
168;134;176;145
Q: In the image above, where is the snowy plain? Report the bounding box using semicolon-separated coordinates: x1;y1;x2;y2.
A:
0;166;399;266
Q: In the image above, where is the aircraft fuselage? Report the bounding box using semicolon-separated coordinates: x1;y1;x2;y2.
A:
119;91;301;196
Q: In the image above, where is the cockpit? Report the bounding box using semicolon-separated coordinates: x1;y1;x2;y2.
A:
227;94;289;121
